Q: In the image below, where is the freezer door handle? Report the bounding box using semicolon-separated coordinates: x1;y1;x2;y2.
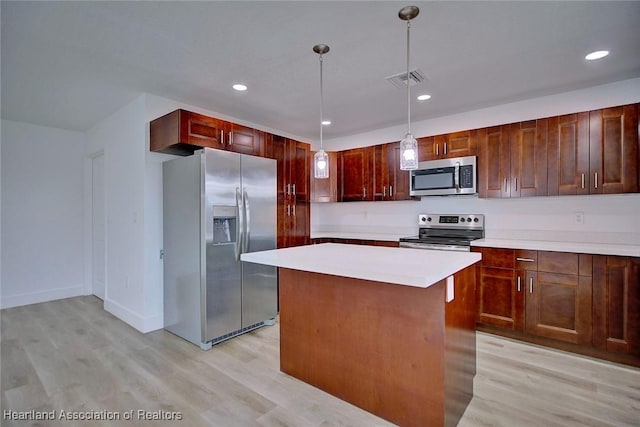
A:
243;189;251;253
235;187;243;261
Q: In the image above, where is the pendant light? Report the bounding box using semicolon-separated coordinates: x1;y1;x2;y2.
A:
398;6;420;170
313;44;330;179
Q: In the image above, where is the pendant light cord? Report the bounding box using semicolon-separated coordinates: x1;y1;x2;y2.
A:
406;20;411;135
320;54;324;150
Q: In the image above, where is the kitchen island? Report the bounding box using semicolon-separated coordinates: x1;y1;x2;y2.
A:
241;243;481;427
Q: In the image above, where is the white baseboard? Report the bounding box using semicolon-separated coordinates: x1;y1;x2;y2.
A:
104;298;163;333
0;285;85;309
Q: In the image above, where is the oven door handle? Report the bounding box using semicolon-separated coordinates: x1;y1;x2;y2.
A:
454;162;460;192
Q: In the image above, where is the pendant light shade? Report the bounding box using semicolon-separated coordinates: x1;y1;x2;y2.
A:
398;6;420;170
313;44;330;179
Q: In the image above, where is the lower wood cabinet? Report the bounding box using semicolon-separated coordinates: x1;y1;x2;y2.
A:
475;247;640;366
593;256;640;356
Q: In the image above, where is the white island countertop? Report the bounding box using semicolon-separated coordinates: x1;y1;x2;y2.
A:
241;243;481;289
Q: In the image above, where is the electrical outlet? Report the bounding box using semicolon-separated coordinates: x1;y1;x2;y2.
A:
574;212;585;224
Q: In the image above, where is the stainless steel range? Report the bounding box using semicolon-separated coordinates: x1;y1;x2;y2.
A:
399;213;485;252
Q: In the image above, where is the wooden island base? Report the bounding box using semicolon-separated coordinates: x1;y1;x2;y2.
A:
278;265;477;427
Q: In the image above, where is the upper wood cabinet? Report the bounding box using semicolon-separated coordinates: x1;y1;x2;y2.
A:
478;125;511;198
386;142;413;200
547;112;590;196
418;130;477;161
223;122;264;156
310;151;338;203
589;104;639;194
547;105;639;196
150;109;263;156
478;121;548;198
150;109;224;155
510;120;548;198
338;148;372;201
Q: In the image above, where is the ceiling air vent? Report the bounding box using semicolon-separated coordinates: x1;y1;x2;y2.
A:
385;68;426;89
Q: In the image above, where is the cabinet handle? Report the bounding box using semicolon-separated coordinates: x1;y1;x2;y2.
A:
292;204;296;217
444;142;447;155
581;173;585;189
514;177;518;191
363;187;367;199
504;179;508;193
516;257;535;262
292;184;296;196
517;276;521;292
594;172;598;189
529;277;533;294
220;130;225;145
228;131;233;145
436;144;439;156
286;183;290;195
287;204;290;216
390;185;393;197
383;186;387;198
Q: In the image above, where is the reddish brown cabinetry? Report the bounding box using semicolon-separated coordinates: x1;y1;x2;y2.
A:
336;144;413;202
475;248;593;345
338;148;372;201
310;151;338;202
265;135;310;248
478;121;548;198
593;256;640;356
589;104;639;194
418;130;477;161
150;109;263;156
547;112;590;195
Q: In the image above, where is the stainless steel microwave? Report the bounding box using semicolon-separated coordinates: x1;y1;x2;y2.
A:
409;156;477;196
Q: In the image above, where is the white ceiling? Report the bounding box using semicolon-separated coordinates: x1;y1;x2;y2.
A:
2;1;639;142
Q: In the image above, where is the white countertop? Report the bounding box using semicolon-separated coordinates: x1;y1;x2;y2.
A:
241;243;481;288
472;238;640;257
310;231;402;242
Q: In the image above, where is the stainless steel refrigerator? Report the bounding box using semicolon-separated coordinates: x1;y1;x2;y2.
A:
163;148;277;350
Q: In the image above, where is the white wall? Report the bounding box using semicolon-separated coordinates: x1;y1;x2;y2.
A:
85;95;158;331
1;120;85;308
322;77;640;151
312;194;640;245
312;77;640;246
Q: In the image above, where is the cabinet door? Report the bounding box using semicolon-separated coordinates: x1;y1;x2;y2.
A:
417;136;438;161
339;148;371;201
589;104;639;194
181;110;225;148
264;135;288;248
477;267;524;331
478;125;511;198
442;130;478;159
288;140;310;203
288;202;309;247
547;112;590;196
310;151;338;202
525;271;592;345
228;123;264;156
593;256;640;356
510;120;548;198
372;144;389;200
386;143;413;200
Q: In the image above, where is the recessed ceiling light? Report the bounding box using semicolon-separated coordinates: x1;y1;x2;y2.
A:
321;120;331;126
417;94;432;101
585;50;609;61
232;84;247;91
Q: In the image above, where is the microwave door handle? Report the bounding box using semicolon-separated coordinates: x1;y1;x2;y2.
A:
454;162;460;192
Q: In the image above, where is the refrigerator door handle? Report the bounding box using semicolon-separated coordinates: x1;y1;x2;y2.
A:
235;187;243;261
243;189;251;253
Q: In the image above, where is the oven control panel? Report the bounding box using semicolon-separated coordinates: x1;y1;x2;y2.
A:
418;213;484;229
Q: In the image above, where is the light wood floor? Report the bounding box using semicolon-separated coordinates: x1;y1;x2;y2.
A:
1;296;639;426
